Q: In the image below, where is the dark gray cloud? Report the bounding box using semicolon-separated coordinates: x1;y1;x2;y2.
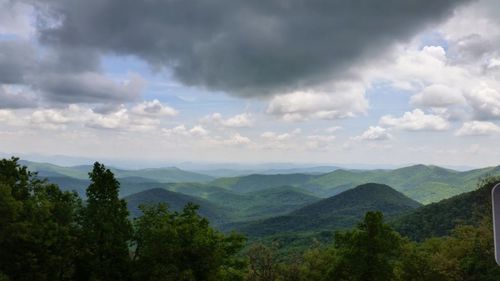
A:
0;41;35;84
37;0;470;96
34;72;144;104
0;40;142;106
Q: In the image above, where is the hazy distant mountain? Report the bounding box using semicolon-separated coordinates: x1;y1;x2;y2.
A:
19;159;500;205
20;160;214;183
110;167;213;183
210;173;316;193
228;183;420;238
46;176;90;198
20;160;91;179
211;164;500;204
195;166;338;177
309;164;500;203
46;175;171;198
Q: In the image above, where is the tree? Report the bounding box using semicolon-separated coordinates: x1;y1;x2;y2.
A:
76;162;133;281
414;217;500;281
0;157;81;281
298;245;338;281
328;211;403;281
394;241;446;281
246;243;279;281
133;203;246;281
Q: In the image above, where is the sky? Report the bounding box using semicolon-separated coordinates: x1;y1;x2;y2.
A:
1;0;500;167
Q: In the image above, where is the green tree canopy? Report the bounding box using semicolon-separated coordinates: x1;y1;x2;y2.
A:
76;162;133;281
0;157;81;281
329;211;404;281
132;203;246;281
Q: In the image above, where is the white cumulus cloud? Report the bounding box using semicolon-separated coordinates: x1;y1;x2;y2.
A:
410;84;465;108
266;82;368;122
352;126;392;141
202;112;253;128
380;109;449;131
456;121;500;136
131;99;178;117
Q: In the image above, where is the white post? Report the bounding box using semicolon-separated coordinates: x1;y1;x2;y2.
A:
492;183;500;265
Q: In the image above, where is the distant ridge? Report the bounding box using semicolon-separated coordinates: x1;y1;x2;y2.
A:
17;159;500;205
124;188;229;226
229;183;420;238
210;173;315;193
306;164;500;203
20;160;214;183
207;164;500;204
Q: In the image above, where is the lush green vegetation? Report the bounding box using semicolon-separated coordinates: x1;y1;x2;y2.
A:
0;158;243;281
212;164;500;203
2;157;500;281
125;187;231;225
23;160;500;208
392;176;500;241
305;164;500;203
210;173;315;193
168;183;319;222
244;211;500;281
228;183;420;238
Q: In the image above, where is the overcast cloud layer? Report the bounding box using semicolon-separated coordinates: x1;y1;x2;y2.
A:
37;0;469;96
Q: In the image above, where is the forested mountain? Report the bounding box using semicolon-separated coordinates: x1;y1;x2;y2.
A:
228;183;420;238
210;164;500;203
210;173;315;193
165;183;319;221
310;164;500;203
393;177;499;241
21;160;500;204
124;188;230;225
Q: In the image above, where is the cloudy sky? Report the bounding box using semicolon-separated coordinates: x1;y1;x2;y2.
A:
1;0;500;167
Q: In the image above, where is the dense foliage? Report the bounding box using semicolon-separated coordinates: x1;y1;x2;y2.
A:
1;157;499;281
393;176;499;241
132;203;246;281
231;183;420;238
75;162;133;281
26;159;500;206
245;212;500;281
0;157;81;281
0;158;245;281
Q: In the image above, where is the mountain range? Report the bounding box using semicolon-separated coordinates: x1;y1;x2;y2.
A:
207;164;500;204
19;159;500;218
16;159;500;251
225;183;421;238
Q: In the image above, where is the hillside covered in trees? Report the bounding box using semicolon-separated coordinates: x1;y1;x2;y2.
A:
1;157;500;281
23;160;500;205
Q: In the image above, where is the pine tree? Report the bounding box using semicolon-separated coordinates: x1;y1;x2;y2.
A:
77;162;132;281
